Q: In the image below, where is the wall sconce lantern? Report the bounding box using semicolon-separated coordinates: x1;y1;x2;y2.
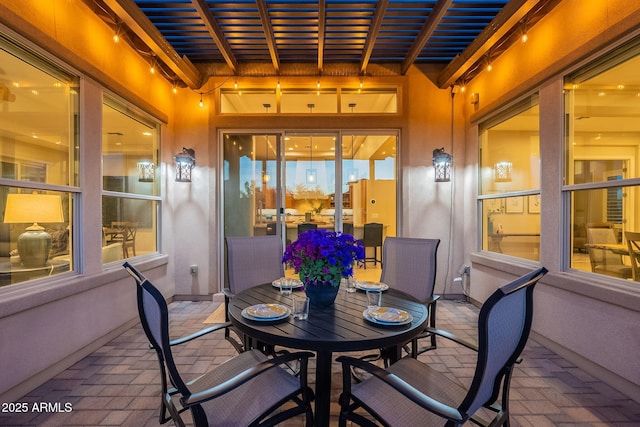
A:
494;161;512;182
432;147;452;182
174;147;195;182
137;161;155;182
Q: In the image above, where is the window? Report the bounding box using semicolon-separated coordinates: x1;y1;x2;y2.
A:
564;37;640;281
0;34;79;285
281;90;337;114
341;89;398;113
478;96;541;260
219;87;399;114
101;98;160;263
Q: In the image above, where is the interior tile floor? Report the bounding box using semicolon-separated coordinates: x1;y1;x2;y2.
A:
2;292;639;426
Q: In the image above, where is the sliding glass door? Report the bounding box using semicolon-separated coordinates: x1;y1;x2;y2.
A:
222;130;397;244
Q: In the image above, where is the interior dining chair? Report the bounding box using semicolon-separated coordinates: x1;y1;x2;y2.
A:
225;235;285;353
297;222;318;235
109;221;137;258
626;231;640;281
337;267;548;427
586;226;632;279
362;223;383;269
343;222;354;236
125;262;315;427
265;222;277;235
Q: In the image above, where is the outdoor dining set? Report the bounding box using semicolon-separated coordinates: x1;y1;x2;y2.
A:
123;232;547;427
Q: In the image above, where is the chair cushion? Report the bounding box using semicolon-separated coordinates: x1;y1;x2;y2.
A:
352;357;467;426
184;349;302;426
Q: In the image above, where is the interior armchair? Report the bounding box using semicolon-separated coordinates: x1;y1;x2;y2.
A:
337;267;548;427
626;231;640;281
586;226;632;279
124;262;315;427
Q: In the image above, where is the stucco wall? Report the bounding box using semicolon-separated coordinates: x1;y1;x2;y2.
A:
466;0;640;401
0;0;176;401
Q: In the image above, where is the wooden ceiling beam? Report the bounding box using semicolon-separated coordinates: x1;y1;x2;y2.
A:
400;0;452;75
192;0;239;75
360;0;388;75
318;0;326;74
436;0;541;88
104;0;203;89
256;0;280;74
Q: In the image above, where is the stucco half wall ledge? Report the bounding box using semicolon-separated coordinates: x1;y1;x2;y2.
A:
470;252;640;313
0;254;169;319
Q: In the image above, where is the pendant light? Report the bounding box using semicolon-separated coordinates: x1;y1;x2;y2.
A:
263;136;271;183
306;136;317;184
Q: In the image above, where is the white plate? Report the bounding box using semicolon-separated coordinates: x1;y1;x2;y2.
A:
271;278;303;289
368;307;411;323
242;303;290;320
355;281;389;291
363;307;413;325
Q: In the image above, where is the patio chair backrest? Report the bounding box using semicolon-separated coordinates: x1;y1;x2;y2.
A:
226;235;285;294
137;277;190;394
460;267;547;415
380;237;440;303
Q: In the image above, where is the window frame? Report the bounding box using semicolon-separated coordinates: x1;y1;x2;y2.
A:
477;93;541;260
101;94;162;263
0;33;80;286
562;35;640;279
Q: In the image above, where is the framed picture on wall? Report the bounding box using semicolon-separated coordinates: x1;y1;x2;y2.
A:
486;197;503;213
505;196;524;213
528;194;541;213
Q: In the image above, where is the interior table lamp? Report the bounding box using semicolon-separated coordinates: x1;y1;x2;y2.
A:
3;193;64;267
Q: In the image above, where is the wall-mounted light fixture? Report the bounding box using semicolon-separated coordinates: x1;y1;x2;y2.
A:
432;147;452;182
494;161;512;182
174;147;195;182
137;161;155;182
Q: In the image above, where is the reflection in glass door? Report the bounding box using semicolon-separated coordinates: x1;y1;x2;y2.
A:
341;134;397;241
282;134;337;243
223;133;280;238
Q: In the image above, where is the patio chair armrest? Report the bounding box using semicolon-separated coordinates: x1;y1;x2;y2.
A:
170;322;233;346
424;327;478;352
222;288;235;299
336;356;464;422
181;351;314;407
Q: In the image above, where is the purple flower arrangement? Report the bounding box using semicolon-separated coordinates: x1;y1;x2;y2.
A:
282;228;365;288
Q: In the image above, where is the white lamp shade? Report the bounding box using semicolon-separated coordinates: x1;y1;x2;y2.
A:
4;193;64;224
